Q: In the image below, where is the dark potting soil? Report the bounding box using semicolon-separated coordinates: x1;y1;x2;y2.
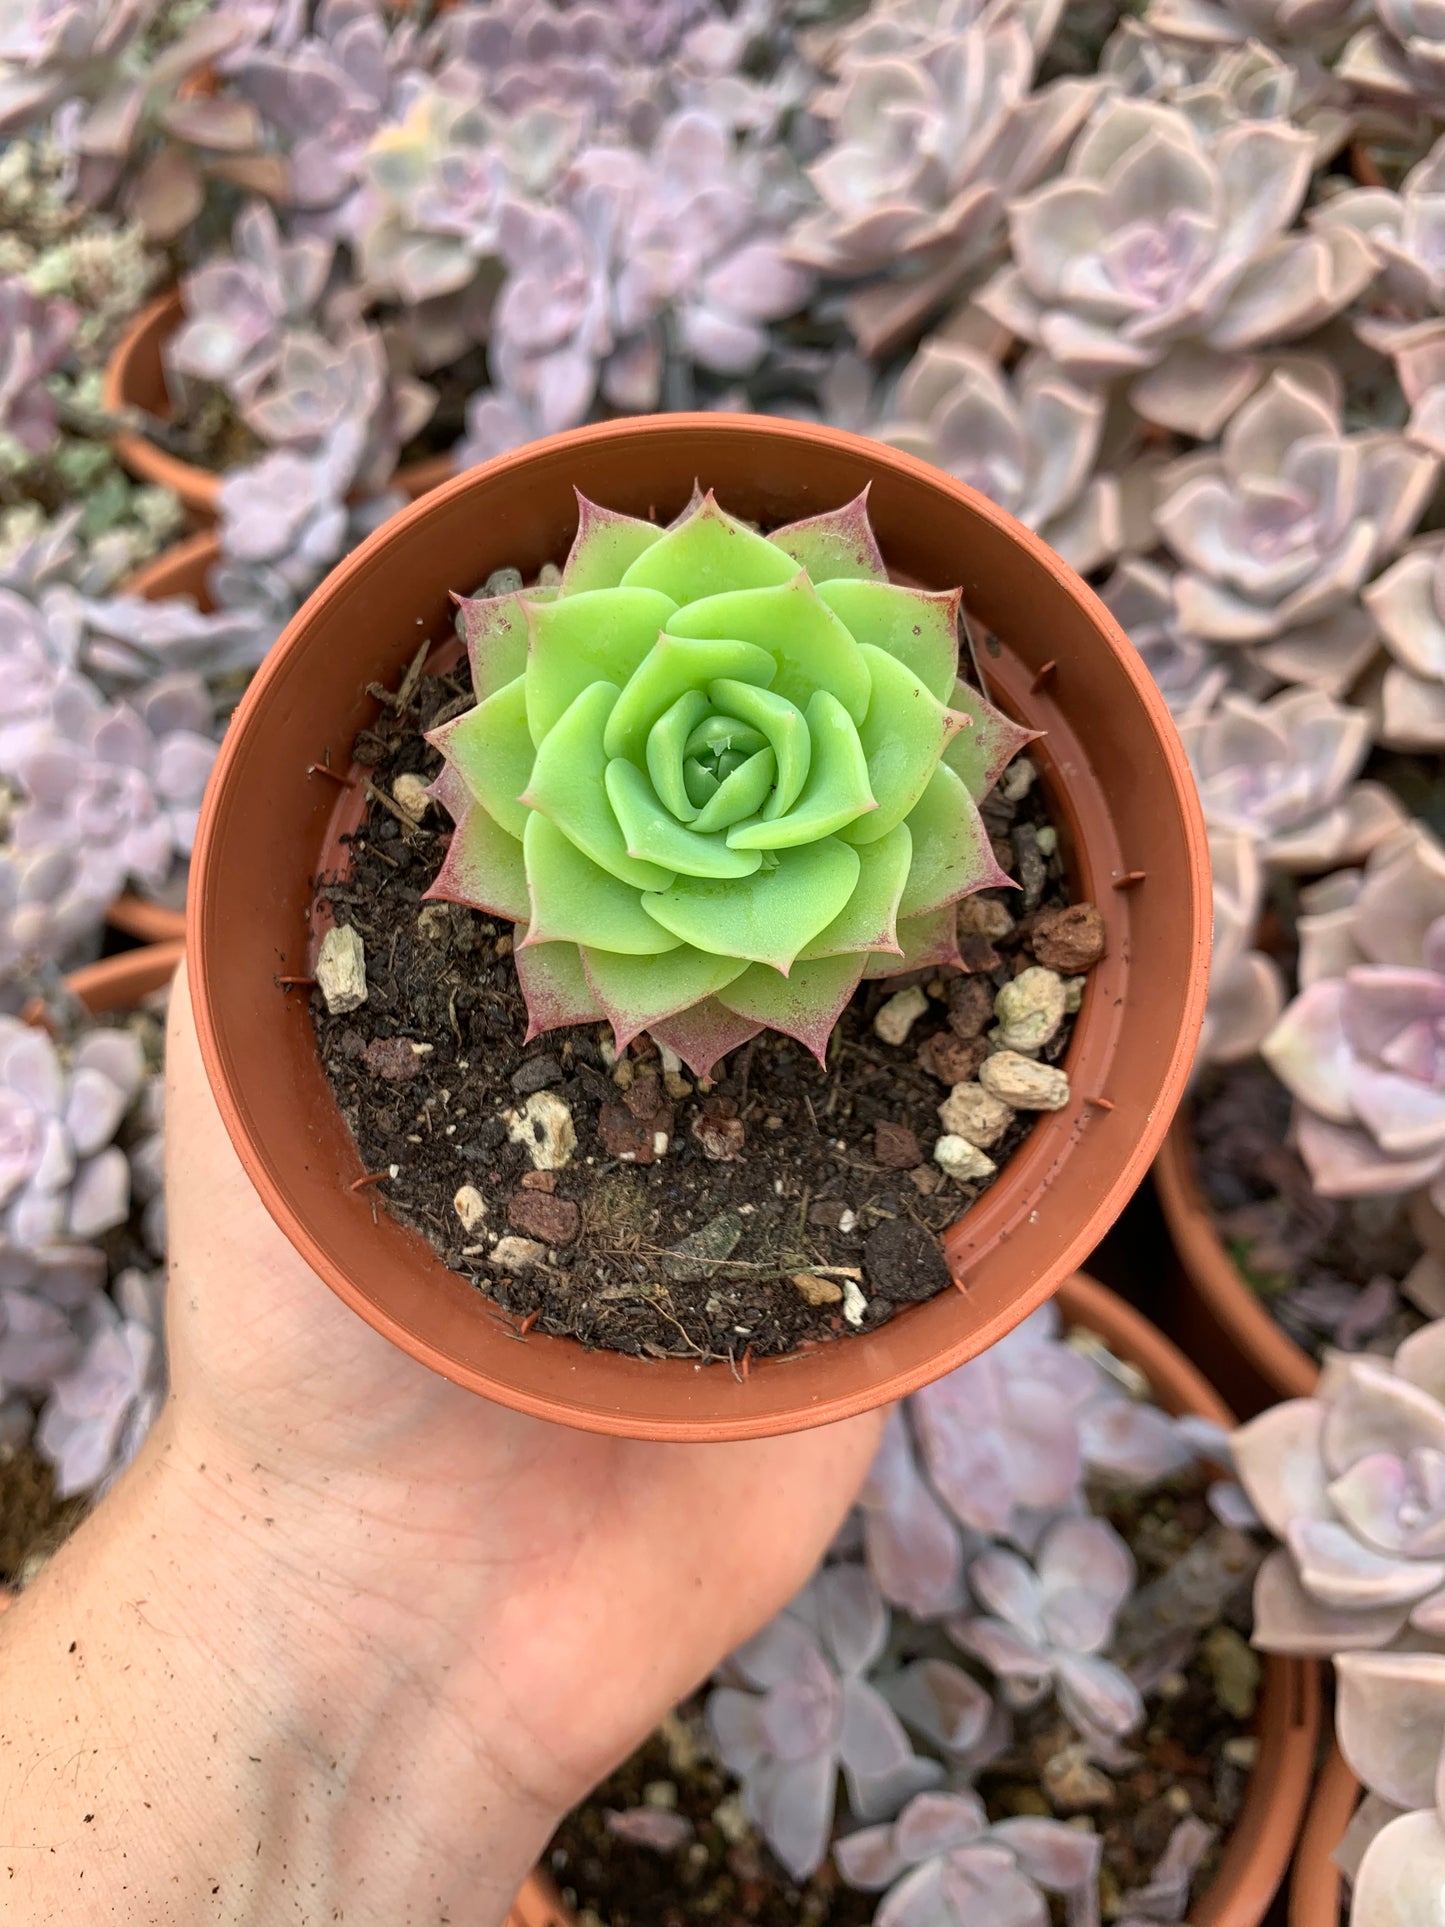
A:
543;1468;1255;1927
310;649;1097;1365
1192;1061;1426;1362
0;1443;86;1588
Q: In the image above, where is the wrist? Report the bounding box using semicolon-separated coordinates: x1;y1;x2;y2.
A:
3;1408;556;1925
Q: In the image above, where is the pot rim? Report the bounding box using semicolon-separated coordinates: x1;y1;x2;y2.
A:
68;941;186;1015
1288;1741;1356;1927
1155;1109;1319;1402
189;414;1211;1439
103;289;454;515
504;1274;1319;1927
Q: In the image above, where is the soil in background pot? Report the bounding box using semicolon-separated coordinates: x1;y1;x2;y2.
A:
1192;1062;1427;1364
542;1464;1259;1927
310;641;1105;1367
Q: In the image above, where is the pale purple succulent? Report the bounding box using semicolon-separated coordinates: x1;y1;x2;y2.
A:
1236;1319;1445;1652
1201;829;1287;1067
1140;0;1367;48
0;1014;144;1245
790;9;1096;357
1155;372;1436;679
11;672;218;902
0;5;282;238
878;342;1126;575
1099;559;1229;724
1180;690;1406;873
216;420;397;597
979;98;1376;437
429;0;655;138
74;584;276;693
834;1789;1101;1927
707;1565;942;1880
0;275;76;456
858;1407;971;1620
1365;535;1445;749
1339;0;1445;112
948;1517;1147;1736
1102;19;1354;158
450;384;542;470
232;0;426;216
36;1261;165;1497
240;326;434;495
0;845;111;1005
1263;823;1445;1208
1313;136;1445;347
0;1241;102;1396
167;201;336;404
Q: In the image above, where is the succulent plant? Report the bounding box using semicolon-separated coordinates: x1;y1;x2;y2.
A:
0;274;76;457
1102;18;1353;159
1140;0;1367;48
37;1260;165;1497
979;98;1376;437
789;7;1097;357
240;325;435;495
877;341;1126;575
167;200;335;403
707;1564;942;1880
1263;823;1445;1206
833;1788;1101;1927
1235;1318;1445;1650
73;581;276;693
1179;689;1406;872
1099;558;1229;724
488;110;812;436
1363;537;1445;750
858;1407;971;1621
11;672;218;906
232;0;426;216
0;5;285;239
1201;829;1287;1067
1339;0;1445;114
427;487;1026;1079
1154;370;1435;696
0;1241;103;1402
0;843;111;1006
948;1516;1147;1736
1325;1649;1445;1927
0;1012;145;1246
216;420;396;597
429;0;658;138
1312;135;1445;349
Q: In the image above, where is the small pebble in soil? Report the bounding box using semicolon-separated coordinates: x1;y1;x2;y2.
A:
316;924;367;1015
934;1133;997;1183
491;1235;546;1272
504;1091;577;1169
873;985;929;1046
862;1218;952;1303
979;1051;1071;1111
792;1272;843;1306
1029;902;1107;973
993;966;1067;1053
937;1081;1014;1149
453;1184;488;1233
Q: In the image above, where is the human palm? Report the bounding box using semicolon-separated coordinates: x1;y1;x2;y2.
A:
163;962;883;1818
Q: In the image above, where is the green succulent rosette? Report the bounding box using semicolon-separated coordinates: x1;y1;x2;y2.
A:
426;487;1030;1077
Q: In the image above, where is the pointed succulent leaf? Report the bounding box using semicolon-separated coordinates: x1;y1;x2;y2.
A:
1335;1651;1445;1811
798;825;911;963
1352;1809;1445;1927
620;492;799;599
513;937;606;1039
667;576;873;724
582;944;750;1052
717;953;867;1066
524;815;681;955
523;683;676;890
424;806;529;921
816;579;960;703
563;492;666;593
943;682;1039;802
524;589;679;745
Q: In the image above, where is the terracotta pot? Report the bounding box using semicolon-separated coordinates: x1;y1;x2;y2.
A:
1155;1111;1318;1417
103;289;456;517
67;942;185;1016
102;534;223;944
1289;1743;1357;1927
505;1273;1319;1927
189;414;1211;1442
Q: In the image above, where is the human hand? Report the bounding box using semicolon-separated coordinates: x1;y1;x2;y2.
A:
1;960;880;1925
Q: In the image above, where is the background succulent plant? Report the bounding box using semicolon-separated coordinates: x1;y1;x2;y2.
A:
1263;823;1445;1206
0;1012;145;1246
0;275;77;458
428;486;1025;1077
979;96;1376;437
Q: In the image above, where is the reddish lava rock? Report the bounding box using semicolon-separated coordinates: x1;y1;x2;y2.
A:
918;1031;989;1085
873;1121;923;1169
361;1036;421;1081
598;1100;673;1164
947;977;994;1039
692;1096;746;1161
1030;902;1107;972
520;1169;557;1192
507;1192;581;1245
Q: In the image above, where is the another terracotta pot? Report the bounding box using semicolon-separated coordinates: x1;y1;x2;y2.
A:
1289;1743;1357;1927
68;942;185;1016
1155;1111;1318;1417
505;1273;1319;1927
189;414;1210;1441
104;289;456;517
104;534;223;944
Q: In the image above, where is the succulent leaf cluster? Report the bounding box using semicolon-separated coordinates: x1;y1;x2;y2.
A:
426;486;1027;1077
706;1300;1222;1910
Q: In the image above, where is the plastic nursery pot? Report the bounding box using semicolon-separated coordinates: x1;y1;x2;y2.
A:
1288;1743;1358;1927
1154;1110;1318;1417
504;1273;1321;1927
67;941;186;1018
188;412;1211;1442
103;288;456;518
103;533;224;944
